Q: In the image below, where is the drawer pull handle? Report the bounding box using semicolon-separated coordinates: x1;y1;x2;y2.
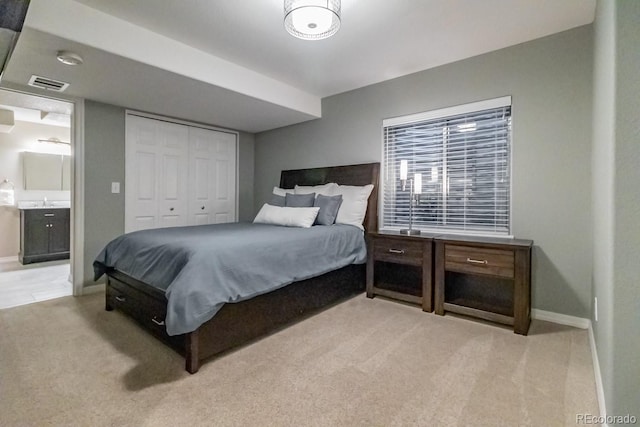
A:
151;317;165;326
467;258;488;265
389;249;405;254
44;213;55;217
115;295;126;302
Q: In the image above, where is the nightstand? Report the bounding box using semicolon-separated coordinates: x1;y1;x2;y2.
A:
434;236;533;335
366;231;434;312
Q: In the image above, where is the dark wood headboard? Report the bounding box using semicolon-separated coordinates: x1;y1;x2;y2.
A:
279;162;380;232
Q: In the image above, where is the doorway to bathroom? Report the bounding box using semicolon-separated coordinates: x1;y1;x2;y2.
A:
0;88;75;309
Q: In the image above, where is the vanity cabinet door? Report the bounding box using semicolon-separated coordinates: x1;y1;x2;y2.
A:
48;209;70;254
22;211;49;257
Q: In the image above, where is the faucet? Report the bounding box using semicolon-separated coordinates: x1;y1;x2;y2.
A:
43;196;48;207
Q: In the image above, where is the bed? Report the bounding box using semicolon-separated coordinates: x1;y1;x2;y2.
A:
95;162;380;373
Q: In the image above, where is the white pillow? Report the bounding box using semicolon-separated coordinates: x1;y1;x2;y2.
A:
253;204;319;228
334;184;374;230
294;182;339;197
273;186;295;197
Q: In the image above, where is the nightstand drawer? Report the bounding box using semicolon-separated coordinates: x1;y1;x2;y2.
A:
445;245;514;278
374;237;423;266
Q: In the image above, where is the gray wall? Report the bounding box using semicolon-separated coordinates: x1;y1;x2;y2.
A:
83;100;126;284
592;0;640;420
237;131;255;222
612;1;640;418
255;26;594;318
82;101;255;285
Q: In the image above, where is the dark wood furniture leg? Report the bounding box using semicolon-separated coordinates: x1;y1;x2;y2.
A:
513;248;531;335
186;330;200;374
365;236;374;298
421;240;433;312
434;241;445;315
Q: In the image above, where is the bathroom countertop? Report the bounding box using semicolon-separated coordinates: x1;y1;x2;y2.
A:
17;201;71;210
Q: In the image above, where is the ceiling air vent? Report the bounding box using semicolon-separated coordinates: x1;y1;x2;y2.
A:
28;75;69;92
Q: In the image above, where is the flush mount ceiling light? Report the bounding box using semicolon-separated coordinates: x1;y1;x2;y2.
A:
284;0;341;40
56;50;84;66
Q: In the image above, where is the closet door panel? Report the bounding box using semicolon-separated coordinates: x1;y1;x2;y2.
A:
215;159;229;200
162;121;187;149
188;128;212;225
157;122;188;228
188;128;236;225
158;153;187;228
192;156;211;225
126;116;160;232
211;131;236;224
132;151;158;231
215;213;230;224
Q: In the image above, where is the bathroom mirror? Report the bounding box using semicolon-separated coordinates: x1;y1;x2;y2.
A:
23;152;71;191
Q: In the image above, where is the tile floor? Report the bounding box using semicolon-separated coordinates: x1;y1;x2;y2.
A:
0;258;72;310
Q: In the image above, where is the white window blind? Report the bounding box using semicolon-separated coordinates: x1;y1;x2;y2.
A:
382;97;512;236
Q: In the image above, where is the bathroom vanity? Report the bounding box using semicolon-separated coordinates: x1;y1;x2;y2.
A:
19;205;70;264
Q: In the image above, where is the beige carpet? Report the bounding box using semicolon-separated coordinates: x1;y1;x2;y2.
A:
0;293;598;426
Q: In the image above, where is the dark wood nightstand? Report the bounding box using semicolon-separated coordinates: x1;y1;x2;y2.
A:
366;231;434;312
434;235;533;335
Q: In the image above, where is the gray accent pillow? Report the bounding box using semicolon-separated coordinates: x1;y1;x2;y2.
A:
285;192;316;207
268;194;286;207
314;194;343;225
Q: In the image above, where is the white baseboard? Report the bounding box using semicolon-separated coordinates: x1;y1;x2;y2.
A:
531;309;607;422
81;283;105;295
0;256;18;263
531;308;590;329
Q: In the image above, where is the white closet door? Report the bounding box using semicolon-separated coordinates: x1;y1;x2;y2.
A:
188;128;237;225
126;116;188;232
126;115;159;232
157;121;189;228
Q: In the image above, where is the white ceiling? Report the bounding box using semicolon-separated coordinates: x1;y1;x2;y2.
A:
0;103;71;127
1;0;595;133
0;88;72;127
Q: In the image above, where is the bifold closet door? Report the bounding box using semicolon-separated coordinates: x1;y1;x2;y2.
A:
188;127;237;225
125;116;189;232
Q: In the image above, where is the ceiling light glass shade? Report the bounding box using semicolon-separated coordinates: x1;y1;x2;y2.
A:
284;0;341;40
56;50;84;66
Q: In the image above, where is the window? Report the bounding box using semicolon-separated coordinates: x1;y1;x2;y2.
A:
382;97;512;236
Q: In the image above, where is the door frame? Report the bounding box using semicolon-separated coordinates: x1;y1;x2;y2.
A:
71;99;85;296
0;86;84;295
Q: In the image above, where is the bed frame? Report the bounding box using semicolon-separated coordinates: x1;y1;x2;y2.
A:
105;162;380;373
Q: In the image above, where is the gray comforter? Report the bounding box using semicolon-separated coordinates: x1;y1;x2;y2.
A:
94;222;366;335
